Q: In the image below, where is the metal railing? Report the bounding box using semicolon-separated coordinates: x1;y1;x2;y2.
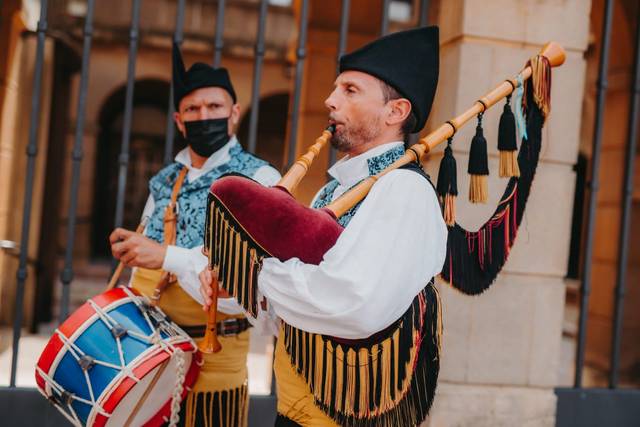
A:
530;4;640;422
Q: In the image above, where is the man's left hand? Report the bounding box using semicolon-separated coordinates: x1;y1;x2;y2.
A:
109;228;166;269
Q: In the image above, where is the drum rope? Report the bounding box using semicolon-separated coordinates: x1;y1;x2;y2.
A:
168;347;186;426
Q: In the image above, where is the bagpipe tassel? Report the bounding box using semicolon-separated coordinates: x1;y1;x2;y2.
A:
436;138;458;226
498;95;520;178
524;55;552;121
468;113;489;203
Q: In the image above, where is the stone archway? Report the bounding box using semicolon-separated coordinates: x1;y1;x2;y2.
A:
237;92;290;172
92;79;171;259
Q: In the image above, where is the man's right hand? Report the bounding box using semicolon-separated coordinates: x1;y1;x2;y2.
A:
109;228;166;269
198;267;230;311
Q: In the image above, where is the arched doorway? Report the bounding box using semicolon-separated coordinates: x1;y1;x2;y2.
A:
92;79;176;259
237;92;290;171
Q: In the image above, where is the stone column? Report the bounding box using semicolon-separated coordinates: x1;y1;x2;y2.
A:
421;1;591;425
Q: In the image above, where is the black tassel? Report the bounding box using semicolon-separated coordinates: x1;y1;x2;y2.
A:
297;328;303;370
498;95;520;177
389;335;396;401
321;340;328;400
340;347;348;412
330;343;338;416
310;333;316;390
436;138;458;226
291;326;297;365
305;331;311;380
468;112;489;203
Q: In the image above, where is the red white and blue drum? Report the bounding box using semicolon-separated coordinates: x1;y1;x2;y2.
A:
35;287;201;427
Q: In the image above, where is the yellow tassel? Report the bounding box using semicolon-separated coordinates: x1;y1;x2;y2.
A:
469;174;488;203
499;150;520;178
443;194;456;226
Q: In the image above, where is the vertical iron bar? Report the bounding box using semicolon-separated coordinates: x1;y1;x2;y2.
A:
113;0;142;229
9;0;49;388
335;0;350;75
380;0;391;36
286;0;310;167
418;0;430;26
163;0;186;165
609;9;640;389
58;0;96;323
328;0;351;167
407;0;431;147
575;0;615;388
247;0;269;154
213;0;226;67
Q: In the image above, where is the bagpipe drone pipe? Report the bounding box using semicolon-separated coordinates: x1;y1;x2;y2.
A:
198;42;566;426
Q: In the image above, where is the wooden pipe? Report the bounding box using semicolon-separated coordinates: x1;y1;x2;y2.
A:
105;217;149;291
277;125;335;192
198;266;222;354
326;41;566;218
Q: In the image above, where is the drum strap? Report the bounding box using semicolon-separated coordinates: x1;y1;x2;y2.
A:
152;166;188;305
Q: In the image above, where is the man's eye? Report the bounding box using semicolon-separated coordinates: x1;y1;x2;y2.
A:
186;106;197;112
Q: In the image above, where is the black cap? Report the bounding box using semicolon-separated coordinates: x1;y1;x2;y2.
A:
172;42;237;110
339;26;439;132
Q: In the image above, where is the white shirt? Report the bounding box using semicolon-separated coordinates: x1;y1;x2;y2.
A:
258;141;448;338
141;135;281;314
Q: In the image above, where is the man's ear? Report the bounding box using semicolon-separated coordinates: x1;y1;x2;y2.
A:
228;103;241;134
174;112;186;137
386;98;412;127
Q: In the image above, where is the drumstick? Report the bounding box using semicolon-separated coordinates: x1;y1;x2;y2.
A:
106;217;148;291
123;357;170;427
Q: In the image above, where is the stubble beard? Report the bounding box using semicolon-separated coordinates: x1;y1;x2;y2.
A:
330;115;382;153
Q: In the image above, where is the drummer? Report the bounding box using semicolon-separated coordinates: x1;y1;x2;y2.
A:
109;42;280;426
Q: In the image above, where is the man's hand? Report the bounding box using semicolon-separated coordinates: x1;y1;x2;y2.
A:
109;228;166;269
198;267;230;311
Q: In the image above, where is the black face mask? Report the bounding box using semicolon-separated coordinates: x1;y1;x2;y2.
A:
184;117;231;158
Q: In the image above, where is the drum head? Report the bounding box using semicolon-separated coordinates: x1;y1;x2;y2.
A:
105;350;195;426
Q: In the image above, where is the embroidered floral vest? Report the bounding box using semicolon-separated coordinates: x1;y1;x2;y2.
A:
311;144;406;226
145;143;270;248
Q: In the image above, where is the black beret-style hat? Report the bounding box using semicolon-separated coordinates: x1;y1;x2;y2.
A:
172;42;237;110
339;26;439;132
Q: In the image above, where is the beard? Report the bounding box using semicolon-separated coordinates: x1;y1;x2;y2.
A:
330;114;382;152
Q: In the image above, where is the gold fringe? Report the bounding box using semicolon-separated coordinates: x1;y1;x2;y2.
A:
499;150;520;178
443;194;456;226
284;304;424;420
469;174;488;203
183;384;249;427
525;55;552;121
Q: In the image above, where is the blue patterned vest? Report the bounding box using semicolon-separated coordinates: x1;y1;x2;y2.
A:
312;144;406;226
146;143;271;248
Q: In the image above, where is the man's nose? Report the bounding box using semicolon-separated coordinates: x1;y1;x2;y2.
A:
324;89;338;111
197;105;211;120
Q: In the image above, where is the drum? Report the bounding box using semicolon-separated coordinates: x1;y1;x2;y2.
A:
35;287;201;427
